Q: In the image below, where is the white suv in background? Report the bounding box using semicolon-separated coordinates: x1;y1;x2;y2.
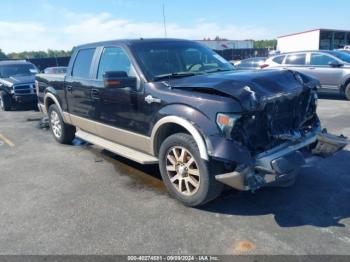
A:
264;50;350;100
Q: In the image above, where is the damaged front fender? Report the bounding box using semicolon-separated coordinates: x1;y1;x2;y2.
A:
206;135;254;165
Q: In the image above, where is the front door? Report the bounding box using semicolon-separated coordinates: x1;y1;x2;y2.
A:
307;53;344;89
90;46;149;152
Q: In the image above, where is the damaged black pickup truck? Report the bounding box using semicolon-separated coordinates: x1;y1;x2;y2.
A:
36;39;347;206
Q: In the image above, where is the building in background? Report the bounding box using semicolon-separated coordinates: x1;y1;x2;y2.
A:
277;29;350;53
197;40;268;61
198;40;254;50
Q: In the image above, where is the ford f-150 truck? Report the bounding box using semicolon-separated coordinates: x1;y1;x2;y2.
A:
0;60;38;111
36;39;347;206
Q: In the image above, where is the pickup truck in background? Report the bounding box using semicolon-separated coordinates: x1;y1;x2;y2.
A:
43;66;68;75
0;60;38;111
36;39;347;206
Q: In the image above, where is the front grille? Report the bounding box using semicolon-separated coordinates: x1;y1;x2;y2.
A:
13;84;34;95
231;89;318;155
265;89;313;132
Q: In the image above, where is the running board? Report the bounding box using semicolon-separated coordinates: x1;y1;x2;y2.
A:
75;129;159;164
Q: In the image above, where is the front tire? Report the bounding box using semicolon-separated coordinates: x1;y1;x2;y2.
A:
159;133;223;207
0;91;12;111
345;83;350;101
48;104;76;144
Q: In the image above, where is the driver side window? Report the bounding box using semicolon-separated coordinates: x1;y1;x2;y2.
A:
97;47;136;80
310;53;337;66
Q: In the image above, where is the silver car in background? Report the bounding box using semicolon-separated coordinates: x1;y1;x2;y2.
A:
265;50;350;100
233;57;267;70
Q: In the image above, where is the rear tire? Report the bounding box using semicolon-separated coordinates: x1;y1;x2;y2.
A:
345;83;350;101
48;104;76;144
159;133;223;207
0;91;12;111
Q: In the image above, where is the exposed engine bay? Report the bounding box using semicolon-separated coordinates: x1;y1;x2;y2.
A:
231;87;319;155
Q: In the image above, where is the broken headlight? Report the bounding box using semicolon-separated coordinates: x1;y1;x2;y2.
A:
216;113;241;139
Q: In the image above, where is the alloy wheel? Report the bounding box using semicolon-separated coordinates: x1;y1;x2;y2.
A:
50;110;62;138
165;146;201;196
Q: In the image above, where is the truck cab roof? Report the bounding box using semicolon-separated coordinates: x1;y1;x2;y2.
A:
74;38;195;49
0;60;32;66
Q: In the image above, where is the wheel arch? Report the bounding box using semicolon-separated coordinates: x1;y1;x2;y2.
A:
341;76;350;93
151;116;209;161
44;92;69;123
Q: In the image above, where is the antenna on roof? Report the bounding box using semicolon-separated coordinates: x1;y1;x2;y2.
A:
162;3;168;38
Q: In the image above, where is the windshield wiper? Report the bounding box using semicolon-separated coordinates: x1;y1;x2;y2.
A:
205;68;234;74
153;72;200;81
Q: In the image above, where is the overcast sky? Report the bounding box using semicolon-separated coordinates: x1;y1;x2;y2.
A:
1;0;349;53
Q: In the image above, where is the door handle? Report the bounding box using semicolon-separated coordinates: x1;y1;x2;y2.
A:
145;95;161;104
91;89;100;99
309;67;316;70
66;85;73;92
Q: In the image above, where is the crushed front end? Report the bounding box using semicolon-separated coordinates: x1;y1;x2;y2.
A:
214;73;348;191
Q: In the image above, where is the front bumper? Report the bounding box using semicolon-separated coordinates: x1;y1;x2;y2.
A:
12;94;37;104
215;131;348;191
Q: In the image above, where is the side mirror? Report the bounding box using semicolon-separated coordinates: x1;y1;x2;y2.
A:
103;71;137;89
329;61;343;68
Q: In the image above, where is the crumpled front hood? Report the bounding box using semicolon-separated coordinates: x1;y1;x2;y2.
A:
169;69;313;111
1;75;35;86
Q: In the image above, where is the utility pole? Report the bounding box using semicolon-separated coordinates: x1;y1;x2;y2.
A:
162;3;167;38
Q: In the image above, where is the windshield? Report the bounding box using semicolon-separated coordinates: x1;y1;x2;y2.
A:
0;64;38;78
131;41;234;81
331;51;350;63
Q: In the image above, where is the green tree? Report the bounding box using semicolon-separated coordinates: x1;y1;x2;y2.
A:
253;39;277;49
214;36;228;41
0;49;7;60
7;49;72;60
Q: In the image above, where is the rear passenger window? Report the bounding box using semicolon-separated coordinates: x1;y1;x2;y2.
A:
310;53;337;65
285;54;306;65
72;48;95;78
272;55;285;64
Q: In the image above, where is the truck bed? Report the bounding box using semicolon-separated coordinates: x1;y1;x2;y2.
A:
36;73;66;106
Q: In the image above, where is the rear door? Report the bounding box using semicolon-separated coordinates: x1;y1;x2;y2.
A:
307;53;344;89
283;53;308;74
267;55;286;68
65;48;97;132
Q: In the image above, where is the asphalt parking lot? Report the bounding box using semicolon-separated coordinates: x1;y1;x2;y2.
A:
0;95;349;255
